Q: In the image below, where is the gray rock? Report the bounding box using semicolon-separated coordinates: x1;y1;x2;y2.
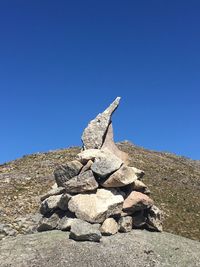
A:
1;230;200;267
68;189;124;223
91;148;123;178
81;97;121;149
54;160;83;187
57;193;72;211
69;219;102;242
58;217;78;231
64;170;98;193
37;213;60;232
100;218;118;236
118;216;133;233
146;205;163;232
40;187;66;201
101;165;138;187
40;195;62;215
102;122;129;164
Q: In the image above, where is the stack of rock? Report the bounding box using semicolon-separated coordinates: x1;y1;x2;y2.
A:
37;97;163;242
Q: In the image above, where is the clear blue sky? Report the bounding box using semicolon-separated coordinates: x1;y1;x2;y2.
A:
0;0;200;163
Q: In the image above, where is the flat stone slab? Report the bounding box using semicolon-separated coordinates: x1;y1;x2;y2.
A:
64;170;98;193
68;189;124;223
1;230;200;267
101;165;138;187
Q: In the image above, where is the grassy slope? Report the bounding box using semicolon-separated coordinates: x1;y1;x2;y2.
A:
0;142;199;241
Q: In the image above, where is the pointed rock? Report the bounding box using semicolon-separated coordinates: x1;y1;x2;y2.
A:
102;122;129;164
123;191;154;213
54;160;83;187
81;97;121;149
68;189;124;223
101;165;138;188
64;170;98;193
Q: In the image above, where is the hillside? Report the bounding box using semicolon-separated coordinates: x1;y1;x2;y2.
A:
0;141;200;241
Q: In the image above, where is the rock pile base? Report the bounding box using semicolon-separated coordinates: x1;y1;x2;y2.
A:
37;97;163;241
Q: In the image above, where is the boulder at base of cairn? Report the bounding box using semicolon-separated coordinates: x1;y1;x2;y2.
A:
69;219;102;242
68;189;124;223
100;218;118;236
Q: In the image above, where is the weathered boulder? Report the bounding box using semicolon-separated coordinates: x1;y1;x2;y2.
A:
100;218;118;236
118;216;133;233
64;170;98;193
146;205;163;232
37;213;60;232
54;160;83;187
101;165;138;187
68;189;124;223
123;191;154;213
69;219;102;242
40;187;66;201
101;122;129;164
81;97;121;149
40;195;62;215
91;149;123;178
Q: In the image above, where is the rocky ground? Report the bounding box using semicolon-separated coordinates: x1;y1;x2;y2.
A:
0;230;200;267
0;142;200;240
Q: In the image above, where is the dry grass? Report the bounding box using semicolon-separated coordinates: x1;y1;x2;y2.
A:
0;142;199;241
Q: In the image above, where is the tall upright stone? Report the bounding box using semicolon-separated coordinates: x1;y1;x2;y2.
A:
81;97;121;149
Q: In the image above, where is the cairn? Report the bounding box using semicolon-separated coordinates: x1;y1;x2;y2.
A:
37;97;163;242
